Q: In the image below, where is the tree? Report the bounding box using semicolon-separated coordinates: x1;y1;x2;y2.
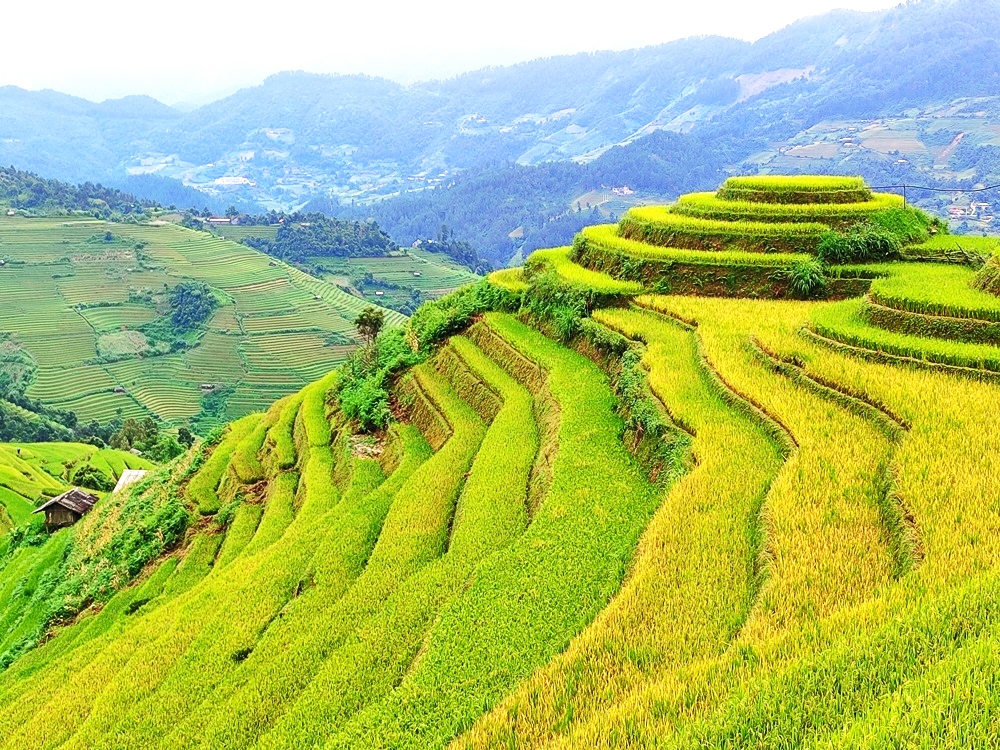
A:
169;282;218;331
177;427;195;448
354;307;385;373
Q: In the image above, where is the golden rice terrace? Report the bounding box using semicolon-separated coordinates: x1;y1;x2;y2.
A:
2;175;1000;748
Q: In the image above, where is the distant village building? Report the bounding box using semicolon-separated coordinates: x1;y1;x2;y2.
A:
949;202;994;221
112;469;148;495
34;488;98;529
206;217;237;225
611;186;635;197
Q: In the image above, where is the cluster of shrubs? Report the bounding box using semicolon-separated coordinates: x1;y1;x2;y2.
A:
790;207;942;299
337;281;519;431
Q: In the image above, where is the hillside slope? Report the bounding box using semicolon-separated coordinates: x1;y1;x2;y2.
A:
0;215;404;431
2;176;1000;746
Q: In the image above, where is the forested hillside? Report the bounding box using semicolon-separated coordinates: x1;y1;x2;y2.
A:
3;0;1000;265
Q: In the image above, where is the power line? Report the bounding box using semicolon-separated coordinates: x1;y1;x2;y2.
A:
870;183;1000;193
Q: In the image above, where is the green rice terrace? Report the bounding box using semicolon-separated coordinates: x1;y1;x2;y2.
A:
212;222;481;314
0;217;406;430
3;175;1000;748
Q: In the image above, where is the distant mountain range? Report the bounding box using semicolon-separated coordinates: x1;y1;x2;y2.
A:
3;0;1000;264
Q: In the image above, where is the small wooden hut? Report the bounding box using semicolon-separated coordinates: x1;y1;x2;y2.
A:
33;488;98;529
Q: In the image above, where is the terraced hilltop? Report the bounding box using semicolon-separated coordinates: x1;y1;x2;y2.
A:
2;175;1000;747
0;217;407;429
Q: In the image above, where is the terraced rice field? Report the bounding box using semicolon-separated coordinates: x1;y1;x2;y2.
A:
312;248;481;309
3;176;1000;747
0;217;400;428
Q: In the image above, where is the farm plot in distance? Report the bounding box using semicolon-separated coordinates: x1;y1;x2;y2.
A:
215;222;481;314
0;217;405;430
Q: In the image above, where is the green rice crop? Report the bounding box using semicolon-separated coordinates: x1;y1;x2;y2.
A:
264;394;303;471
527;247;643;294
152;426;428;749
258;335;534;747
300;372;339;448
335;313;660;748
0;216;398;428
673;191;901;224
620;208;828;253
486;268;529;293
811;299;1000;373
165;376;479;749
465;306;786;747
906;233;1000;257
214;504;265;567
861;263;1000;322
187;415;262;514
717;175;873;204
579;224;810;266
229;413;272;483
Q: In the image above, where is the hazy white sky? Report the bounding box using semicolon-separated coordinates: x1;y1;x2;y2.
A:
2;0;903;106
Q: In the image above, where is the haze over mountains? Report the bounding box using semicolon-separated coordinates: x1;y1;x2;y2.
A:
3;0;1000;265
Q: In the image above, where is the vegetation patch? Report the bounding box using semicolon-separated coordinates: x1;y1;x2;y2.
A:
973;255;1000;296
96;330;150;358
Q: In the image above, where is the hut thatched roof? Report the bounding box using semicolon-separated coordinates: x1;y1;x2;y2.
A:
33;487;98;516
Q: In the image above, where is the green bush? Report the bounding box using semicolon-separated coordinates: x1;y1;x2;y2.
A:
408;280;518;352
338;280;518;433
521;270;587;342
817;225;902;264
868;206;938;244
788;259;829;299
339;372;394;430
70;464;115;492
